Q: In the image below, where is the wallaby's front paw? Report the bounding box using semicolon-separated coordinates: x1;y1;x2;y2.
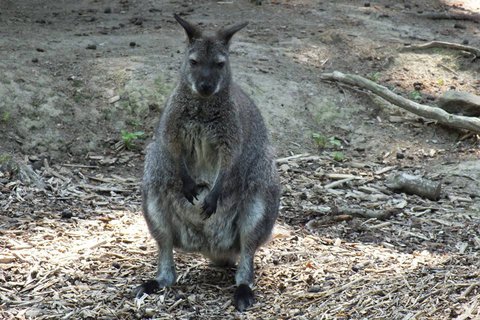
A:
201;192;219;219
182;178;200;205
234;284;254;312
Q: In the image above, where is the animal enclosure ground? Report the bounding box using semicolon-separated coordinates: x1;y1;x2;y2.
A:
1;0;480;319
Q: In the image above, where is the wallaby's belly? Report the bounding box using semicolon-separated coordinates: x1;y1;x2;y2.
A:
170;128;238;256
170;200;240;256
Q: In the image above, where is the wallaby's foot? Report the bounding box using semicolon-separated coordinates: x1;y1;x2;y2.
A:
234;284;254;312
134;279;161;298
201;191;220;219
134;277;175;298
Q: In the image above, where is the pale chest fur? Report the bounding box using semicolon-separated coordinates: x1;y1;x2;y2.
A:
180;122;220;188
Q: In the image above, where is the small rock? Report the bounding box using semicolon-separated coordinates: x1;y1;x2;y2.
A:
32;58;39;63
36;48;45;52
454;23;466;29
129;17;144;26
129;41;136;47
108;95;120;104
104;7;112;14
462;39;469;45
61;211;73;219
144;309;156;317
112;262;121;269
413;81;424;90
437;90;480;116
307;286;322;293
396;152;405;159
279;164;290;172
364;2;371;7
86;44;97;50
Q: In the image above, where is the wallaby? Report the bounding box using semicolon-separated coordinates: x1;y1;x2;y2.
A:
135;14;280;312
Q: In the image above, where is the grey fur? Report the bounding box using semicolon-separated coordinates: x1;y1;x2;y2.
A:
136;14;280;312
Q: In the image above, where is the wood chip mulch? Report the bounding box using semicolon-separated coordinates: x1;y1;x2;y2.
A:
1;154;479;319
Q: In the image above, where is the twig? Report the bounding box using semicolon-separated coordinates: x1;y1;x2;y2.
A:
320;71;480;133
61;163;100;169
335;207;396;220
403;41;480;58
323;178;351;189
416;12;480;23
276;153;310;163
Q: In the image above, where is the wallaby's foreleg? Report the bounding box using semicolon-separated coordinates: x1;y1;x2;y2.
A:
201;173;224;218
135;192;177;298
180;159;201;204
201;141;240;218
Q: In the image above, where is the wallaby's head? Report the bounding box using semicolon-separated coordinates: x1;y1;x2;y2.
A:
174;14;248;98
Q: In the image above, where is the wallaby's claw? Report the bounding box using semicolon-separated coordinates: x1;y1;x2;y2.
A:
182;180;200;205
134;279;160;299
201;193;218;219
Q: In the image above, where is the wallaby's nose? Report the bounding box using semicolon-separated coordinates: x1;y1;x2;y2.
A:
197;82;215;97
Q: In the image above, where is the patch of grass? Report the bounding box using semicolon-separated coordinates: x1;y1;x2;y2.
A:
0;153;12;165
367;72;381;83
437;78;445;86
332;151;345;162
1;111;11;123
311;133;328;148
71;79;83;88
409;90;422;101
73;91;89;104
121;130;145;150
312;133;342;149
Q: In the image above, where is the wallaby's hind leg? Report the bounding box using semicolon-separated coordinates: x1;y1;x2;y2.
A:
135;191;176;298
234;192;278;311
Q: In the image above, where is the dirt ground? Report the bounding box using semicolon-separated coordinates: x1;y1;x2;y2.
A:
1;0;480;319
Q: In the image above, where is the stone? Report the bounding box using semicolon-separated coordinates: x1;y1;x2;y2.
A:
437;90;480;116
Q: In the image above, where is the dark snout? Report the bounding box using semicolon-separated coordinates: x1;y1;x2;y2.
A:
197;82;216;97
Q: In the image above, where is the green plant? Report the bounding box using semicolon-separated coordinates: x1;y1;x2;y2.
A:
437;78;445;86
367;72;381;83
121;130;145;150
328;136;342;148
312;133;342;149
311;133;328;148
409;90;422;101
332;151;345;162
1;111;11;123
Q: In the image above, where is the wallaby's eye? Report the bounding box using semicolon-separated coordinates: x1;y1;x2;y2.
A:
189;59;198;66
217;62;225;68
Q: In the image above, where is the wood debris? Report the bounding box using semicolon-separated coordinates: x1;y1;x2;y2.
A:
0;155;479;319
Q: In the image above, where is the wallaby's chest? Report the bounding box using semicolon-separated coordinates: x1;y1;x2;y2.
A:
181;123;220;182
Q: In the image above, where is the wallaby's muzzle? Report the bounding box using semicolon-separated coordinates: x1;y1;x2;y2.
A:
197;82;216;97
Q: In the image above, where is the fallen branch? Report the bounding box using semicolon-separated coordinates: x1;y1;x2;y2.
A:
417;12;480;23
334;206;397;220
403;41;480;58
320;71;480;133
385;173;441;201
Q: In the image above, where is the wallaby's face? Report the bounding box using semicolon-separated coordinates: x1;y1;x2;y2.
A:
185;39;229;98
174;14;248;98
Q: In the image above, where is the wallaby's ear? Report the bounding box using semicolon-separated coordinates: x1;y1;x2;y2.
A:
174;14;202;43
218;21;248;46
